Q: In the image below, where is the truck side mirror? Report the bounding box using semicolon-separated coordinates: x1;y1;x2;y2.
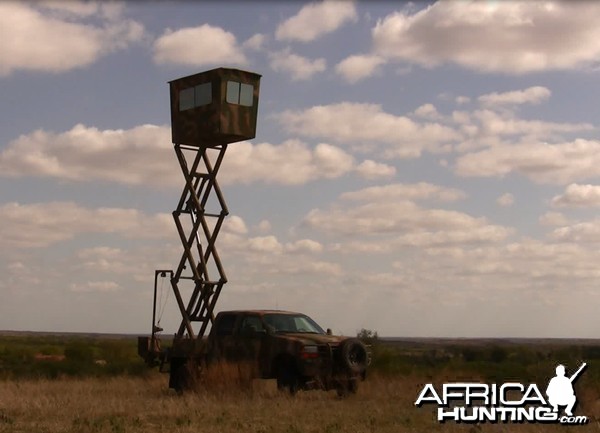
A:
326;328;332;335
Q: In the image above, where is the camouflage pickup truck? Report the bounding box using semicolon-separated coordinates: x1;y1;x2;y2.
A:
165;310;370;395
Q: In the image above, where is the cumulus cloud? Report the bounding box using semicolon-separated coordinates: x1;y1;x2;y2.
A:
496;193;515;207
224;215;248;235
276;0;358;42
243;33;267;51
70;281;121;293
551;183;600;207
285;239;324;254
0;124;176;187
340;182;466;202
278;102;460;158
478;86;551;106
551;221;600;243
335;54;386;83
74;244;177;283
305;200;512;245
539;212;569;227
269;49;326;81
0;202;173;249
0;125;361;187
425;239;600;283
153;24;247;66
303;184;508;244
0;2;144;75
413;103;442;120
371;2;600;73
450;88;593;153
469;109;591;139
220;233;338;278
354;160;396;180
222;140;354;185
455;139;600;184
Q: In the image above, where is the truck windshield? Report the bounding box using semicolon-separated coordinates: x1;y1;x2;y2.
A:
263;314;325;334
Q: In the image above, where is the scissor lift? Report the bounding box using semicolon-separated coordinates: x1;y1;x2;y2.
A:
138;68;261;389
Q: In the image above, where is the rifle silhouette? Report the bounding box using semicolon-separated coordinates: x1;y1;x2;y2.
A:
569;362;587;383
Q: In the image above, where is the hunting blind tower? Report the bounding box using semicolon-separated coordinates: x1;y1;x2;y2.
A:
147;68;261;358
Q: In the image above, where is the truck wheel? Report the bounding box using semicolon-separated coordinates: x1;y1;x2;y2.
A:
339;339;368;375
276;363;300;395
170;359;198;394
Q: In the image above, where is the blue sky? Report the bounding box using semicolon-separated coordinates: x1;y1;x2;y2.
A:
2;1;600;337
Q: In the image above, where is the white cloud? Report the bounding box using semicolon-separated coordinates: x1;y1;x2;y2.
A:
0;2;143;75
285;239;323;254
40;1;111;18
243;33;267;51
469;109;591;139
335;54;386;83
551;183;600;208
75;244;177;283
539;212;569;227
0;202;173;249
224;215;248;235
276;0;358;43
478;86;551;106
70;281;121;293
153;24;247;66
496;193;514;207
394;225;512;248
450;90;594;153
278;102;460;158
424;239;600;283
247;236;283;254
304;189;507;240
355;160;396;180
455;139;600;184
255;220;272;234
222;140;354;185
0;124;176;187
372;2;600;73
0;125;359;187
413;103;441;120
269;49;326;81
340;183;466;203
551;221;600;243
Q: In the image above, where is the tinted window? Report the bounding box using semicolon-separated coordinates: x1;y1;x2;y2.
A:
240;315;265;334
215;314;237;336
239;83;253;106
263;314;325;334
195;82;212;106
226;81;239;104
226;81;254;107
179;87;195;111
179;82;212;111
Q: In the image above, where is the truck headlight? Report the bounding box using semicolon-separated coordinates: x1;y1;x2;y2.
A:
301;345;319;359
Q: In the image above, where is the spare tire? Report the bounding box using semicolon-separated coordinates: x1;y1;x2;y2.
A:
338;338;368;374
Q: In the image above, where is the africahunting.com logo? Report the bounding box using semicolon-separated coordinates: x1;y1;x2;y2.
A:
415;362;588;425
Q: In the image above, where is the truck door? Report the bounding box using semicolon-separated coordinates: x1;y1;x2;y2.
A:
236;314;268;376
211;313;240;362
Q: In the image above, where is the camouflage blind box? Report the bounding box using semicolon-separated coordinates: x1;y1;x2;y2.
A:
169;68;261;147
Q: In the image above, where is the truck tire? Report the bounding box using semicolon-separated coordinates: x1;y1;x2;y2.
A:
339;339;368;375
275;361;300;395
170;358;198;394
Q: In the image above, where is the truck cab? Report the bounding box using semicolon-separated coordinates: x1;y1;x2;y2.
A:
205;310;370;395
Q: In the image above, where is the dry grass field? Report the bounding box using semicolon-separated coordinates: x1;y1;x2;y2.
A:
2;372;600;433
3;334;600;432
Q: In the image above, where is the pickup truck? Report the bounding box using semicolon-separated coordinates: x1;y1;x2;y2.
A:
140;310;370;395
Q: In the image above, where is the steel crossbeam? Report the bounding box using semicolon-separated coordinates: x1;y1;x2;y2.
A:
168;143;229;339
